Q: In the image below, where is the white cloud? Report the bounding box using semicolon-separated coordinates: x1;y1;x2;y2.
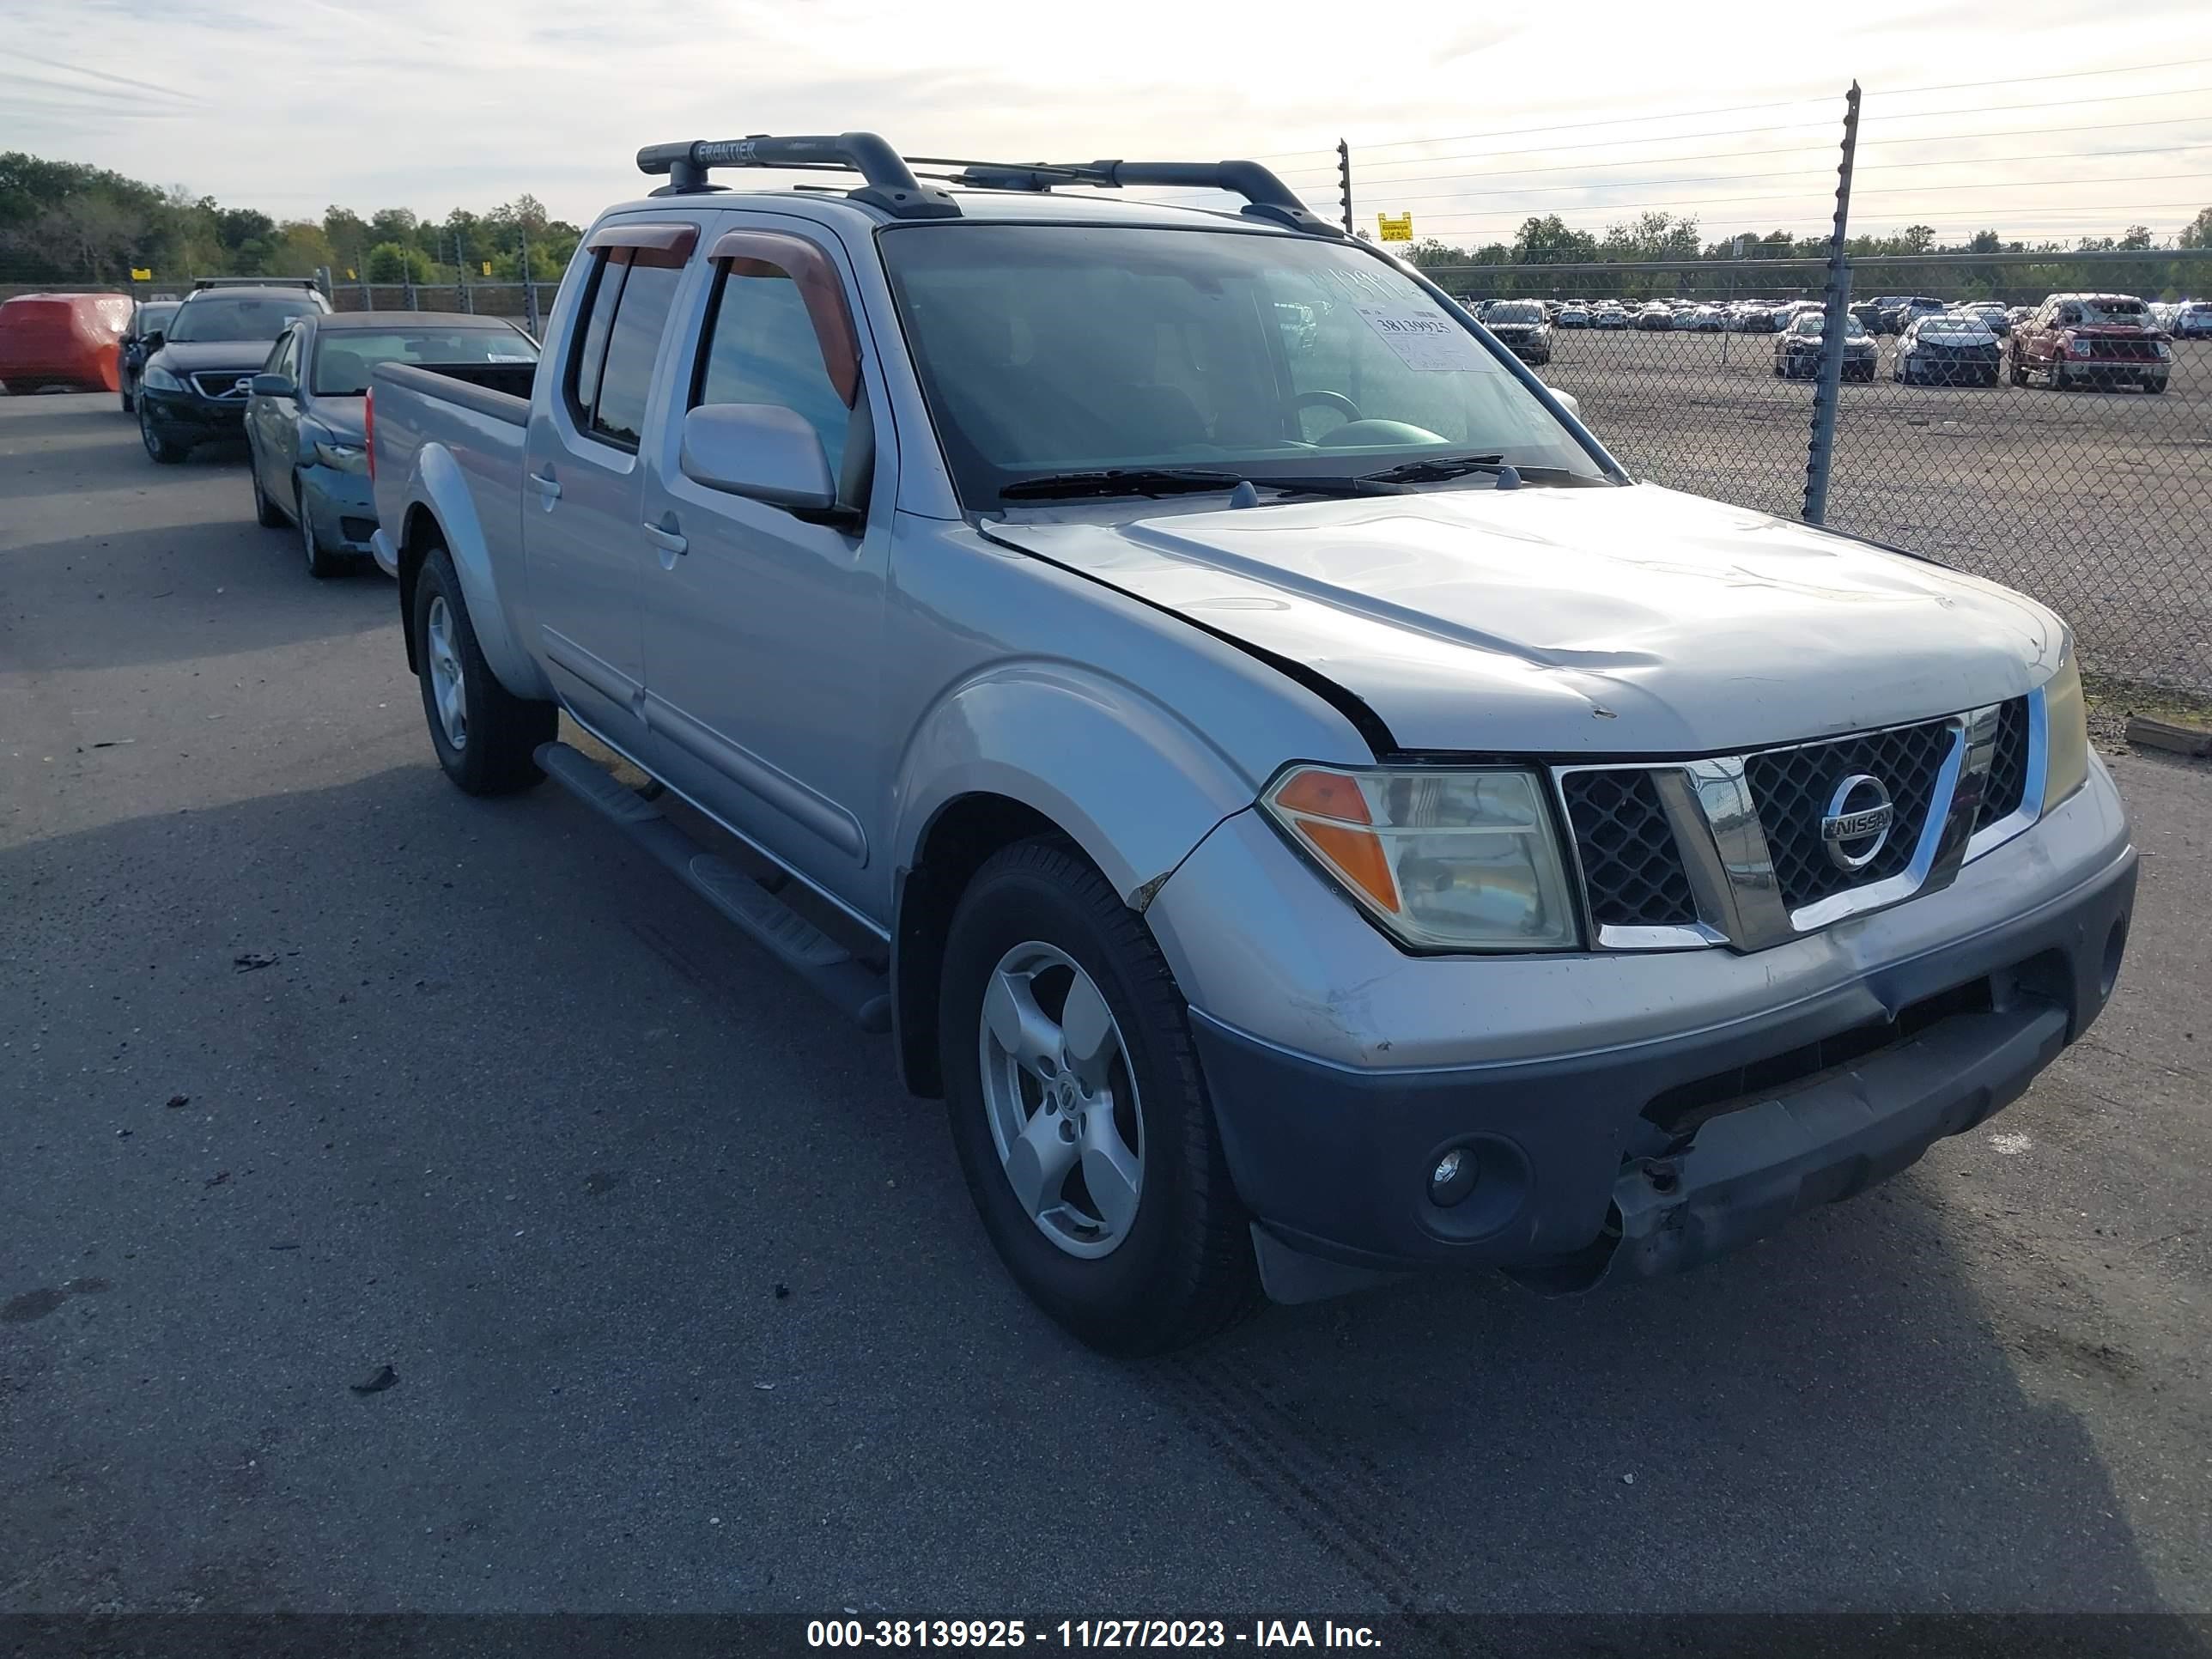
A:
8;0;2209;243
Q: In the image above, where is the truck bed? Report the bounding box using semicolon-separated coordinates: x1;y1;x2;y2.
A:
368;360;534;592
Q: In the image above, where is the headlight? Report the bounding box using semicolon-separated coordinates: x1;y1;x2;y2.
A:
2039;648;2088;813
143;363;185;392
313;440;368;474
2154;341;2172;359
2069;337;2099;357
1261;765;1579;951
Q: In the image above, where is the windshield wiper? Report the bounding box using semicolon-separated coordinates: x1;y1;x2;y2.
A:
999;467;1249;501
1364;453;1613;489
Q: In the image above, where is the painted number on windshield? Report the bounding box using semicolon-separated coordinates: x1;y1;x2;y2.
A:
1353;303;1495;373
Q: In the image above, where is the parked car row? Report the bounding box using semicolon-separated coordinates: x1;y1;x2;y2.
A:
112;276;542;575
1462;288;2179;393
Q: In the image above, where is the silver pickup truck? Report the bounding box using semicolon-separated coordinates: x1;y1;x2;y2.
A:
368;132;2136;1354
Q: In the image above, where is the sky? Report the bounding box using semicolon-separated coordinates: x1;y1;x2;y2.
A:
8;0;2210;246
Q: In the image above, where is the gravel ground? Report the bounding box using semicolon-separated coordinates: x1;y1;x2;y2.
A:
3;391;2209;1623
1545;330;2212;695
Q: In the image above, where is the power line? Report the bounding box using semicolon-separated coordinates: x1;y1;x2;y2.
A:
1364;173;2212;216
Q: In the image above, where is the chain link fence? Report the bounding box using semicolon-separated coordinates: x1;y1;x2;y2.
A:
1425;252;2211;693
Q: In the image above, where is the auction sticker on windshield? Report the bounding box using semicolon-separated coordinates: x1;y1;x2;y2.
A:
1352;302;1496;373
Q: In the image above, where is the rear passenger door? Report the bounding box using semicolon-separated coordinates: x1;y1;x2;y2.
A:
522;218;706;752
635;218;889;910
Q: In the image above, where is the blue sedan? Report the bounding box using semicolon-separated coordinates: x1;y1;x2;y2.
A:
244;312;538;577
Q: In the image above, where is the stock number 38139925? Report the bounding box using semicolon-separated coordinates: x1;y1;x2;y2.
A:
805;1620;1233;1648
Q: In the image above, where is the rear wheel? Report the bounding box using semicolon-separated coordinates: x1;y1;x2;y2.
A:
410;545;557;794
2009;356;2028;386
119;385;135;414
2144;379;2166;395
941;839;1260;1355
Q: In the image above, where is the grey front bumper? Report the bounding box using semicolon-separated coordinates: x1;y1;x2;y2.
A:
1185;841;2134;1285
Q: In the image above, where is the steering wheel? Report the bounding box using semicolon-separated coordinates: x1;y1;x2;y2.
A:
1291;390;1361;422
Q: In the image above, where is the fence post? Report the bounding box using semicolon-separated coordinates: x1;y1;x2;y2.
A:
1336;139;1353;237
361;277;373;312
1802;81;1861;526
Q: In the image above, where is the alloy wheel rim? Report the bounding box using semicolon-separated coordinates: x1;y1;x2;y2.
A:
425;596;467;751
976;941;1143;1259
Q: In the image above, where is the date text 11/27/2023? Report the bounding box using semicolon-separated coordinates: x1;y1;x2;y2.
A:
805;1619;1382;1648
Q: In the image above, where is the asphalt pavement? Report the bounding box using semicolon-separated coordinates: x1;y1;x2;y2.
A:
3;390;2209;1619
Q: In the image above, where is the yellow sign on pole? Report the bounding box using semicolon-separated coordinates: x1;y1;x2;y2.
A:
130;267;153;281
482;261;493;276
1376;213;1413;243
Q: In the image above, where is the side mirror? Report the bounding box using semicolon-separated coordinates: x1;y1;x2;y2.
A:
251;373;295;398
680;403;836;513
1546;386;1582;419
142;331;164;353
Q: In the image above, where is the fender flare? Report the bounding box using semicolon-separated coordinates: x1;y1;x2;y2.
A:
397;446;552;702
893;661;1266;908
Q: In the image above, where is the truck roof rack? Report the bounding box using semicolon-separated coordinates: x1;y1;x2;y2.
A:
635;132;1341;236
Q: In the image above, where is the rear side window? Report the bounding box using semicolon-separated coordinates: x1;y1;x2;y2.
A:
693;265;851;477
563;224;697;451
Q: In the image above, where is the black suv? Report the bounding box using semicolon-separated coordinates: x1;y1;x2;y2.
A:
137;282;329;463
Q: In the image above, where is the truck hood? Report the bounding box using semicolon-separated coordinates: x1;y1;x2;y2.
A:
984;483;2063;756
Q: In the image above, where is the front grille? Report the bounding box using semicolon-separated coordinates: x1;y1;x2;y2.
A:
191;371;252;400
1974;696;2031;833
1744;718;1955;912
1560;770;1697;928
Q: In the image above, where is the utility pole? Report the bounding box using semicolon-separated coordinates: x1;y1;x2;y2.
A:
1337;139;1353;237
1802;82;1861;526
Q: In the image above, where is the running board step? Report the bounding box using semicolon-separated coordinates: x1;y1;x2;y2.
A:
536;741;890;1033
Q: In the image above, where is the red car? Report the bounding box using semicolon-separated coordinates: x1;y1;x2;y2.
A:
2007;292;2172;393
0;292;134;394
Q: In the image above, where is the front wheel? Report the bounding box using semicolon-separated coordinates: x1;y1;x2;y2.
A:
410;545;557;794
941;839;1260;1355
139;402;186;464
295;476;344;579
251;455;287;528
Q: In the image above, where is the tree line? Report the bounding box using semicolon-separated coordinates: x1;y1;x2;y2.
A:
0;152;585;287
1391;208;2212;301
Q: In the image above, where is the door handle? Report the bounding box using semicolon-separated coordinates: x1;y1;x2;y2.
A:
528;471;561;499
641;521;687;556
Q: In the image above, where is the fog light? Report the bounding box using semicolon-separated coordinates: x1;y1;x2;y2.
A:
1429;1146;1479;1207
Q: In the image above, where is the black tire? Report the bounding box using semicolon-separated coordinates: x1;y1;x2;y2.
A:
2143;379;2166;395
2009;356;2028;386
139;401;186;464
119;386;135;414
410;544;557;794
940;838;1261;1355
250;455;287;527
295;475;344;579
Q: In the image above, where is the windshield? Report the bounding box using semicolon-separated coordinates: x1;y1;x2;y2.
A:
1793;314;1869;338
310;325;538;395
2070;297;2148;325
167;295;321;344
1486;302;1543;324
879;225;1607;504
